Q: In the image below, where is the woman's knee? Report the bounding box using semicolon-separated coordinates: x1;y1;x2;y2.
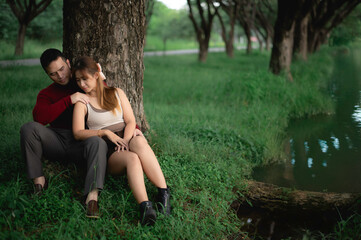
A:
127;152;142;168
129;136;148;151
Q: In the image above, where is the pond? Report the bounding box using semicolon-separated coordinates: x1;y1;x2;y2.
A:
253;49;361;193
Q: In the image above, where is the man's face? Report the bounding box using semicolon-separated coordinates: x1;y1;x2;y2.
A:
45;57;71;86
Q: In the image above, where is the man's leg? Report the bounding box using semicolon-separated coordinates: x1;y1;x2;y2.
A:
67;136;108;200
20;122;68;188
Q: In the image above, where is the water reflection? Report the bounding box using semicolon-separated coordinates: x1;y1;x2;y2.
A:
253;51;361;193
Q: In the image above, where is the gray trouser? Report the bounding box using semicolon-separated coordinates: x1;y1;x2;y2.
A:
20;121;107;196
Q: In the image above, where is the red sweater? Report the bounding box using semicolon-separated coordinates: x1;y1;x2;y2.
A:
33;82;79;129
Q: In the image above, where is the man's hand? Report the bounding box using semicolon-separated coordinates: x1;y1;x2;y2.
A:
70;92;89;105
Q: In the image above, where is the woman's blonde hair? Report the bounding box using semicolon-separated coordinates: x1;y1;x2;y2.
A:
72;56;121;114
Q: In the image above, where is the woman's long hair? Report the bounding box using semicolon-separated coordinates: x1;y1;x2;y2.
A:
72;56;121;115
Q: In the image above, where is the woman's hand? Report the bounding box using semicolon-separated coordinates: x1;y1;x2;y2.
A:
104;130;129;152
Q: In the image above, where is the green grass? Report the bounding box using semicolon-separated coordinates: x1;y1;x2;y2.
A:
144;35;228;52
0;48;351;239
0;39;62;60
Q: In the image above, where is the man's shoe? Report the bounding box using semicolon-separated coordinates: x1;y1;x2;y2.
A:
139;201;156;226
86;200;100;219
33;179;48;196
156;188;171;216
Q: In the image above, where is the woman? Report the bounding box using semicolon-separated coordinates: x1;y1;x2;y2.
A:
72;56;170;226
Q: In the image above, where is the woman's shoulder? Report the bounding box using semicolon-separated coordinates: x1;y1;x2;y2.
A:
74;101;88;113
115;88;126;97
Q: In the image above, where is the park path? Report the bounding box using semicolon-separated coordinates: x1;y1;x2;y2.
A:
0;47;231;67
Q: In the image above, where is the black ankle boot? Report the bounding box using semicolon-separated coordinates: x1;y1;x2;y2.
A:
156;188;171;216
139;201;156;226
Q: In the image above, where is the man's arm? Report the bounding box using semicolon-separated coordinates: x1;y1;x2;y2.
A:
33;90;89;125
32;91;72;125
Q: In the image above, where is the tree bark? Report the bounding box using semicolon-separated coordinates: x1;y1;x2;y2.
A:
63;0;149;131
269;0;306;80
293;14;309;61
15;23;27;56
269;18;295;79
232;180;360;217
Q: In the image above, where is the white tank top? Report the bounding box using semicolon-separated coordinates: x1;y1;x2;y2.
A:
86;92;124;130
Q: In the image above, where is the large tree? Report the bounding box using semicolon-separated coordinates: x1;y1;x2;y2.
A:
63;0;148;131
6;0;52;55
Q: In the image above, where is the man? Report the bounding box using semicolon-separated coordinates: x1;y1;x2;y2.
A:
20;48;107;218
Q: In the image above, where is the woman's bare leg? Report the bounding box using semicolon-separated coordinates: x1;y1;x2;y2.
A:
129;136;167;188
108;151;148;204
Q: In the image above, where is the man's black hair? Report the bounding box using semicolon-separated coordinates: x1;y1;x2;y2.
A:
40;48;67;71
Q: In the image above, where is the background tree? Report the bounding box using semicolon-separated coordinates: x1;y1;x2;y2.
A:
237;0;256;54
145;0;155;33
329;4;361;47
148;2;193;52
63;0;148;131
6;0;53;55
187;0;218;62
307;0;360;54
215;0;240;58
269;0;360;80
254;0;276;51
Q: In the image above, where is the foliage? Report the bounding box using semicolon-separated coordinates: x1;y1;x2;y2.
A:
0;49;343;238
146;1;194;51
329;4;361;46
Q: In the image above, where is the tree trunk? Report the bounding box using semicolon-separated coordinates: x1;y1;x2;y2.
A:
269;0;305;80
63;0;149;131
269;21;295;80
293;14;309;61
199;39;209;62
15;23;27;56
225;41;234;58
266;34;272;51
243;24;252;54
232;180;360;217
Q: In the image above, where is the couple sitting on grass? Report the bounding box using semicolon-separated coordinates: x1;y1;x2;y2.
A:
20;48;170;226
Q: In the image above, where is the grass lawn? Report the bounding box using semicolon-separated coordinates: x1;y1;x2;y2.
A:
1;48;358;239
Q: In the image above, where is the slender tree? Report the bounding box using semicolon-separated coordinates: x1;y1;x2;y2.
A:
237;0;256;54
63;0;149;131
254;0;276;51
6;0;52;55
216;0;240;58
187;0;218;62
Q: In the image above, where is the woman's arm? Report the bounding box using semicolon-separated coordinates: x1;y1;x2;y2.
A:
72;102;98;140
117;88;136;144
